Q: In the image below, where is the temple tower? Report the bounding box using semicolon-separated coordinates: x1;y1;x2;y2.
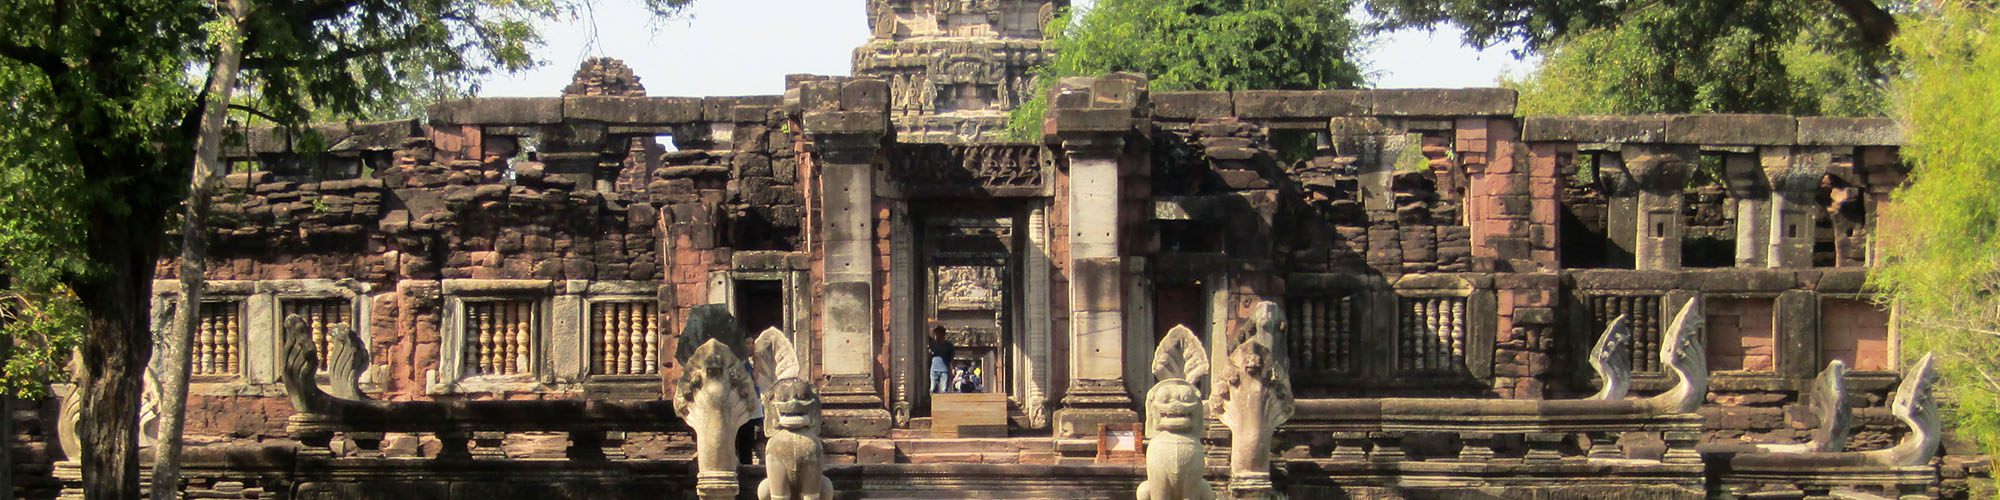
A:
854;0;1065;143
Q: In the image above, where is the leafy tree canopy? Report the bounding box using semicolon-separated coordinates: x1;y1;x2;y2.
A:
1010;0;1368;139
1364;0;1900;57
1506;1;1891;116
0;2;690;495
1872;2;2000;457
0;0;690;396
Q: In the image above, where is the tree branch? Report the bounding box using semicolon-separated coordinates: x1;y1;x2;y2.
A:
1827;0;1898;49
239;27;429;70
0;41;67;77
226;103;288;125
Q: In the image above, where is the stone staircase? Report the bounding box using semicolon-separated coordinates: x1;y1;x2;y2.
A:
823;420;1107;466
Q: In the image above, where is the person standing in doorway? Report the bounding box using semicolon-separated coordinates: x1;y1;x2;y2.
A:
929;325;955;393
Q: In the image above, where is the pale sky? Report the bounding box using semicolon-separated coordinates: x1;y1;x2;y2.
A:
477;0;1538;98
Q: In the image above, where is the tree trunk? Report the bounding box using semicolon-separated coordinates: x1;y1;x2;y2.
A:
152;0;250;498
76;267;152;500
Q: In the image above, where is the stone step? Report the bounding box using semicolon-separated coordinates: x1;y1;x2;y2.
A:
894;437;1052;456
1054;438;1098;454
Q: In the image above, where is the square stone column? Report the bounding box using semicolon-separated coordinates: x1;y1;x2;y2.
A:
1763;146;1828;268
801;78;893;437
1045;74;1148;438
1724;153;1772;267
1622;144;1697;270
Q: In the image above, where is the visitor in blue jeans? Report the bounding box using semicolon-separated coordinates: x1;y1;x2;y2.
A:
929;326;954;393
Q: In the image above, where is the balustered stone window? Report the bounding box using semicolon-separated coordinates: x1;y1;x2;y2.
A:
192;301;246;377
1396;296;1469;374
588;301;659;376
1287;294;1358;375
464;300;541;376
280;297;354;372
1585;294;1666;373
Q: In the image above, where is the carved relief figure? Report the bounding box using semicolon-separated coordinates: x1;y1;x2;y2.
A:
1139;325;1213;500
1210;301;1294;491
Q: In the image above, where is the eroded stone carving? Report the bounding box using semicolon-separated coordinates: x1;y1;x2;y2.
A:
1589;315;1633;401
674;338;759;500
1643;297;1707;415
326;324;371;400
752;326;835;500
1757;360;1851;453
281;314;335;414
1211;301;1294;498
56;355;84;462
1140;324;1214;500
1863;353;1940;467
759;379;835;500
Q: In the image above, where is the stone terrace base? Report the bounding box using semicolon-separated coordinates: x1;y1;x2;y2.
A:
66;448;1723;500
1286;462;1704;500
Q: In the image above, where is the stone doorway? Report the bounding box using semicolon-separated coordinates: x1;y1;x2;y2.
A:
912;205;1024;424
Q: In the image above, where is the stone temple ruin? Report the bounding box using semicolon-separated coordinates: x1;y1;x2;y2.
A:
9;1;1990;498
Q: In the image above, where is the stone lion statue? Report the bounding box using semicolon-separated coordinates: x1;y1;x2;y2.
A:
1138;378;1212;500
758;377;835;500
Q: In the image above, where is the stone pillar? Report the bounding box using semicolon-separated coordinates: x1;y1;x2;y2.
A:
1859;147;1907;266
801;77;893;437
1048;74;1147;437
1623;144;1698;270
1763;146;1827;268
1597;151;1639;268
1022;203;1055;428
1724;153;1771;267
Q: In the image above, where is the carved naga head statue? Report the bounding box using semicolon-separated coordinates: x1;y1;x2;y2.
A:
1644;297;1707;415
1588;315;1633;401
279;314;333;414
1868;353;1941;466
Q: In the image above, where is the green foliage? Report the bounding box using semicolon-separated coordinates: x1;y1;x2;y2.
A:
0;0;693;394
1504;2;1890;116
1872;3;2000;457
1009;0;1368;139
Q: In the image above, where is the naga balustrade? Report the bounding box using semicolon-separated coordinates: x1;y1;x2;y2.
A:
277;314;689;461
